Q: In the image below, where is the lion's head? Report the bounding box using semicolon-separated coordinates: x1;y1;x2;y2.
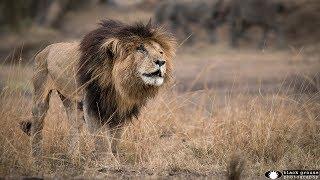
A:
97;20;176;99
78;20;176;126
108;35;174;89
132;41;168;86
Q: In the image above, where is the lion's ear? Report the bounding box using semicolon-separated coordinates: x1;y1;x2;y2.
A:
146;18;155;33
146;18;152;28
101;38;122;58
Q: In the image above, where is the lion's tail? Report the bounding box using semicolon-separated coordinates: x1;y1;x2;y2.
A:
20;120;32;136
227;153;245;180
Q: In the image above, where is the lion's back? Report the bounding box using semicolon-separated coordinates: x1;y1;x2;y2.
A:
46;42;83;101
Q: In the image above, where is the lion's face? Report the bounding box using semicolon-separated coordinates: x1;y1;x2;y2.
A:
112;40;172;99
133;41;169;86
111;39;173;100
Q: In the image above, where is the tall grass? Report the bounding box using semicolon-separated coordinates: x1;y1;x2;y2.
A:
0;65;319;178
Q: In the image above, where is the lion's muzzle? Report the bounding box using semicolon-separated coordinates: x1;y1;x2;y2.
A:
140;65;166;86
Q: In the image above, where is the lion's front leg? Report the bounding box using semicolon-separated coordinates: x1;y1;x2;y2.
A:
83;93;124;161
108;126;124;156
58;92;84;158
83;95;110;160
83;93;102;134
91;126;124;161
94;126;123;158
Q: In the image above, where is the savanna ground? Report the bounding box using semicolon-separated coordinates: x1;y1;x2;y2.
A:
0;4;320;179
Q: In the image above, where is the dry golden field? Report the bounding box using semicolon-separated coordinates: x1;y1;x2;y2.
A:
0;46;319;179
0;4;320;179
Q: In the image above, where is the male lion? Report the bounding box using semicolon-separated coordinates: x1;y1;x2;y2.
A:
20;20;176;160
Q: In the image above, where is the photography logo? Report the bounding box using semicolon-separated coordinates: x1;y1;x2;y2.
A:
283;170;319;179
265;171;282;179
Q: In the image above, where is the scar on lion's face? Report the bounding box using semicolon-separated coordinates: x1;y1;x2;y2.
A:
131;41;168;86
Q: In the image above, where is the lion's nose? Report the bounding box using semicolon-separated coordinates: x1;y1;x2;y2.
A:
155;60;166;67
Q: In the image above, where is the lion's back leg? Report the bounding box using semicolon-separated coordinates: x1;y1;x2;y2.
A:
31;89;52;158
30;47;53;158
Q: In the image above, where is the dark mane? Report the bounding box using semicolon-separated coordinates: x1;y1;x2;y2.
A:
80;20;161;59
77;19;176;128
78;19;174;85
100;19;155;40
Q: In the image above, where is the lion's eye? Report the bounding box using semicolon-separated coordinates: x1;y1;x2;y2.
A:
137;44;146;52
160;51;164;55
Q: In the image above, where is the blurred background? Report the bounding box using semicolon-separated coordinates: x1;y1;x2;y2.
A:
0;0;319;94
1;0;320;54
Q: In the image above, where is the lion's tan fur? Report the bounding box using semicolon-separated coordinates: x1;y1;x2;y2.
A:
47;42;83;100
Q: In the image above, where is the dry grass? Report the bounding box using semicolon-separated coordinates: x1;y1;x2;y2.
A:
0;64;319;178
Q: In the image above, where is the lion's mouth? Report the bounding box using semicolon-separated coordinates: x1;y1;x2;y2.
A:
143;70;163;78
140;69;165;86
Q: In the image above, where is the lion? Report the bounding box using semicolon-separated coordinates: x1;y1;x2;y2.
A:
20;19;177;160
